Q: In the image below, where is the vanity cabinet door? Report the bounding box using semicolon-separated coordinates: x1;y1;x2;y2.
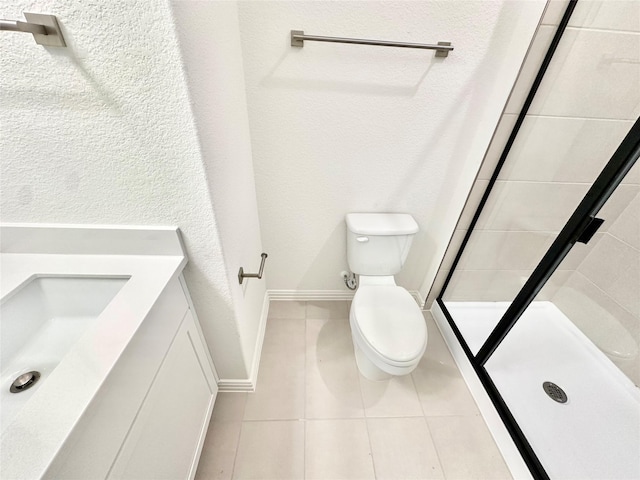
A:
108;311;217;480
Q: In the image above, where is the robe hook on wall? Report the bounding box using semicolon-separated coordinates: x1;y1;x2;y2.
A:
0;12;66;47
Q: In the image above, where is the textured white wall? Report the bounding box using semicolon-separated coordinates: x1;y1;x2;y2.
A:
0;0;255;379
171;0;266;383
237;0;546;297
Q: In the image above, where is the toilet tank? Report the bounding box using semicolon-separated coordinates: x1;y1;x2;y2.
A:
346;213;419;275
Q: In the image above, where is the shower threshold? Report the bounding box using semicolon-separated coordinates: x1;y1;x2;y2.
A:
444;301;640;480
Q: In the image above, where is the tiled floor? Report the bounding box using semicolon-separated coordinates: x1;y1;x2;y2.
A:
195;301;512;480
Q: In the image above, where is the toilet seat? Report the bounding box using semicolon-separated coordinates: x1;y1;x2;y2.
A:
351;285;427;367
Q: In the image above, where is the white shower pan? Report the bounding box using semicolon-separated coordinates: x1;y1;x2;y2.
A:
445;301;640;480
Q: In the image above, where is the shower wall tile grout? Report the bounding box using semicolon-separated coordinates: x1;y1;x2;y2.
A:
436;0;640;312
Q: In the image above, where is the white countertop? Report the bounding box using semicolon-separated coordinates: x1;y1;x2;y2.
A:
0;225;187;479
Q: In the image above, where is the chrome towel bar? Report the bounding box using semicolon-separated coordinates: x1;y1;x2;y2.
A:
0;19;47;35
291;30;453;58
0;12;66;47
238;253;268;284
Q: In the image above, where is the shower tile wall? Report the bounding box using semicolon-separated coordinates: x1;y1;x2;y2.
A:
430;0;640;306
553;186;640;384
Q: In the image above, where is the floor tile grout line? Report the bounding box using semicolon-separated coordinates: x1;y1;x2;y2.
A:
303;302;307;478
407;361;428;419
303;302;308;423
225;365;249;478
355;346;379;479
241;413;457;422
423;415;448;479
413;313;430;419
419;311;469;477
238;391;248;423
362;416;380;480
242;417;307;423
229;419;243;479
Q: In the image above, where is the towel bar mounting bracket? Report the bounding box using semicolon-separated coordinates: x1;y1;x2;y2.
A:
0;12;66;47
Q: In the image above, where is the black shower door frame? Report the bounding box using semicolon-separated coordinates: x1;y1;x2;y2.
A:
435;1;640;477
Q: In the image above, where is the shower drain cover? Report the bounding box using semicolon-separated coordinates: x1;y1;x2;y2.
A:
543;381;567;403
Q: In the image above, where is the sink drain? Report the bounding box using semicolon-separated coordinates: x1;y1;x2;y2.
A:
10;371;41;393
543;381;567;403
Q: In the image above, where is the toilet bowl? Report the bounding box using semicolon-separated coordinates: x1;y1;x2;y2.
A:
345;213;427;381
350;277;427;380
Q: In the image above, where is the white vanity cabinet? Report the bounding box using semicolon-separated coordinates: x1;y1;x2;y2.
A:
108;310;216;479
43;275;217;480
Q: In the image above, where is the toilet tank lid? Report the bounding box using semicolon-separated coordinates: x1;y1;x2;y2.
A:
346;213;418;235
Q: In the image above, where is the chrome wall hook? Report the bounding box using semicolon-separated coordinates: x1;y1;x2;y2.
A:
238;253;268;284
0;12;66;47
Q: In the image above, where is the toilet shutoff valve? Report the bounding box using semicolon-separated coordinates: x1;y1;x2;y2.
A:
341;271;357;291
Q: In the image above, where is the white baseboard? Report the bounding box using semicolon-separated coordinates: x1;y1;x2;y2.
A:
216;378;257;392
267;289;355;301
267;289;424;304
412;290;426;308
217;289;425;392
430;301;532;480
247;292;269;391
217;291;270;393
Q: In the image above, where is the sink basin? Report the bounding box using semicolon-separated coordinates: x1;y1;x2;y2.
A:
1;276;128;433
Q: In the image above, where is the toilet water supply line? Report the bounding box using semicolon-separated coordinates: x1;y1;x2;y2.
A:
342;271;357;290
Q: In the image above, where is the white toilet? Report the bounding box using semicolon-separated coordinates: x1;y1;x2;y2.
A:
346;213;427;381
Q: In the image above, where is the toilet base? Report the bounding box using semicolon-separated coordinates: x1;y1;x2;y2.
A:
353;342;391;381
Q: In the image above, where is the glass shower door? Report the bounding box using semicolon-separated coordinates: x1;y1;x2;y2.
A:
435;1;640;475
440;0;640;355
483;156;640;479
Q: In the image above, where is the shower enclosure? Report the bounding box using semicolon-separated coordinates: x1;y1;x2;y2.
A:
433;1;640;478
